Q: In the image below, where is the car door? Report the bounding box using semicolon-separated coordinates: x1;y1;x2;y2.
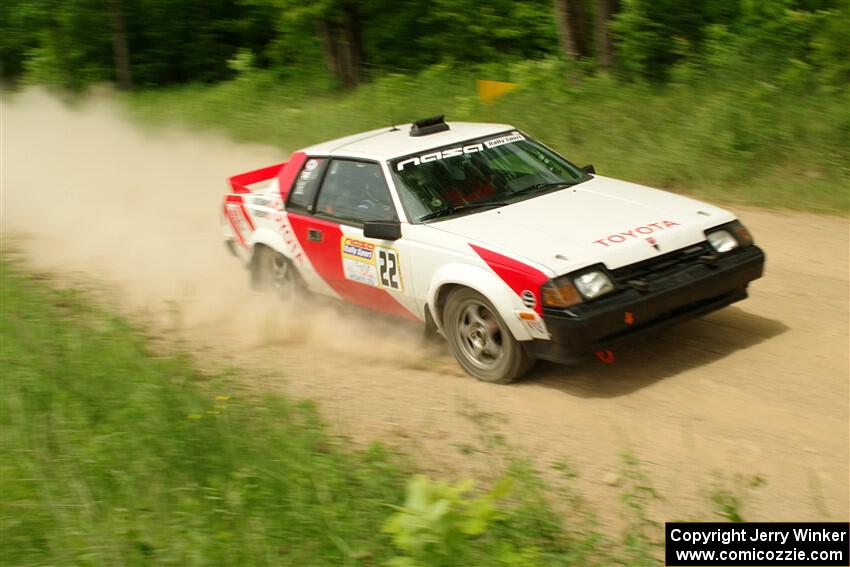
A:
285;158;421;321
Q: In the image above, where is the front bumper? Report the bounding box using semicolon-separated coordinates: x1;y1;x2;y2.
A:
524;245;766;364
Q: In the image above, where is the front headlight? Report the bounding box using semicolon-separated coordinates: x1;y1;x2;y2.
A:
542;267;616;308
707;229;738;253
574;270;615;299
706;220;753;253
731;222;753;247
541;277;583;308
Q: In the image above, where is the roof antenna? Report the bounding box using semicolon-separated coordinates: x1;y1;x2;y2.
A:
389;103;399;132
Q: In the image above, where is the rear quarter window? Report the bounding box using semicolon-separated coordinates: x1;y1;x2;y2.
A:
287;157;327;212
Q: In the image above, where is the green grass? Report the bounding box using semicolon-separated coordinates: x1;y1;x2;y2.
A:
124;61;849;215
0;263;407;564
0;260;635;566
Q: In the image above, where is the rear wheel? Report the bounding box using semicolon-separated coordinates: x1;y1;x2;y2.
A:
251;245;300;299
443;288;534;384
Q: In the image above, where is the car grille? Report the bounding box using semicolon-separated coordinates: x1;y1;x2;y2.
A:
611;242;715;292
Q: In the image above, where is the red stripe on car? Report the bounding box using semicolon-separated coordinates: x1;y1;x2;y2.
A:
287;213;420;321
469;244;550;315
277;151;308;201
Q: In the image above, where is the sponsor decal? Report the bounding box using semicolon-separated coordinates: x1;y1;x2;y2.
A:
223;195;255;249
224;204;249;247
342;238;378;286
293;159;321;196
342;238;375;260
342;257;378;286
592;220;680;247
279;214;304;265
293;172;310;194
517;311;548;336
395;131;524;171
340;237;402;291
518;311;548;337
484;131;525;149
523;317;548;336
396;144;483;171
377;249;402;291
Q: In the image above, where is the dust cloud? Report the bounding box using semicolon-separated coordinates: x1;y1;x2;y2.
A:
1;89;422;363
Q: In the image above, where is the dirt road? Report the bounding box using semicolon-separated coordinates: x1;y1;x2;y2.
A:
4;91;848;526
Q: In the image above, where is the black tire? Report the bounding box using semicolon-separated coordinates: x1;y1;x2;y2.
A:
443;288;535;384
251;245;300;299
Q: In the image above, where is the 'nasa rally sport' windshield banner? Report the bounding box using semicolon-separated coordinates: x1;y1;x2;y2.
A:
394;131;525;171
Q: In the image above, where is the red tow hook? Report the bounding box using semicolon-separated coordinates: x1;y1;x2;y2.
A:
595;349;615;364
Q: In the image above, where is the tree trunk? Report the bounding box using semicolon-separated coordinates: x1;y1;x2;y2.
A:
317;19;341;79
317;6;362;90
594;0;617;67
554;0;574;58
553;0;588;59
108;0;133;90
340;1;363;86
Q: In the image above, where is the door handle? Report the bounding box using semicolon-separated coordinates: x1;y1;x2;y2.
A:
307;228;323;242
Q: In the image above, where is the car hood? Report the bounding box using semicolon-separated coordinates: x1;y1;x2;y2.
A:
428;175;736;275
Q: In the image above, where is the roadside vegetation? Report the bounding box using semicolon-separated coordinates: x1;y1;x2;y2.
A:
125;61;848;214
1;259;663;565
4;0;848;214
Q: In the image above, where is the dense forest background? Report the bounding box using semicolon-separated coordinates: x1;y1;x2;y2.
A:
2;0;848;91
2;0;848;213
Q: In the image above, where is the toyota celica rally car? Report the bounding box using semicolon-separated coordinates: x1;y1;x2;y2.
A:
222;116;765;384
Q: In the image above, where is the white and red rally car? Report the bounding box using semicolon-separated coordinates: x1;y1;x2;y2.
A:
222;116;765;383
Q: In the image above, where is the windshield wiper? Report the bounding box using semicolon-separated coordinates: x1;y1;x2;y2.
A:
511;180;580;198
419;201;509;221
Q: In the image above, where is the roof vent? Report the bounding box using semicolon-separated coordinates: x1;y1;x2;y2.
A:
410;115;449;137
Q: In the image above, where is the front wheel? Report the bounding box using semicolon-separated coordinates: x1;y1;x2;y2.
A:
251;245;301;299
443;288;534;384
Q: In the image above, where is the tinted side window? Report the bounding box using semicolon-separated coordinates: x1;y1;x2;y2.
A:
287;157;327;212
315;160;398;224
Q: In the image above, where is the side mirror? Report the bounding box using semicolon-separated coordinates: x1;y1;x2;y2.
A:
363;221;402;241
581;164;596;175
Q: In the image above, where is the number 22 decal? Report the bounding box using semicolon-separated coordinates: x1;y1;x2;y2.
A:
377;248;402;291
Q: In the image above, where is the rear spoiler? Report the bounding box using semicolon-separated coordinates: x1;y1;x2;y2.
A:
228;162;286;194
227;152;308;198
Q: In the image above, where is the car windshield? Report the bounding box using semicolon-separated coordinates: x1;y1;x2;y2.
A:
390;131;590;223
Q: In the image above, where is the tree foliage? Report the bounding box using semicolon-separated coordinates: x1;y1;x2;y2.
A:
1;0;848;90
611;0;850;84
